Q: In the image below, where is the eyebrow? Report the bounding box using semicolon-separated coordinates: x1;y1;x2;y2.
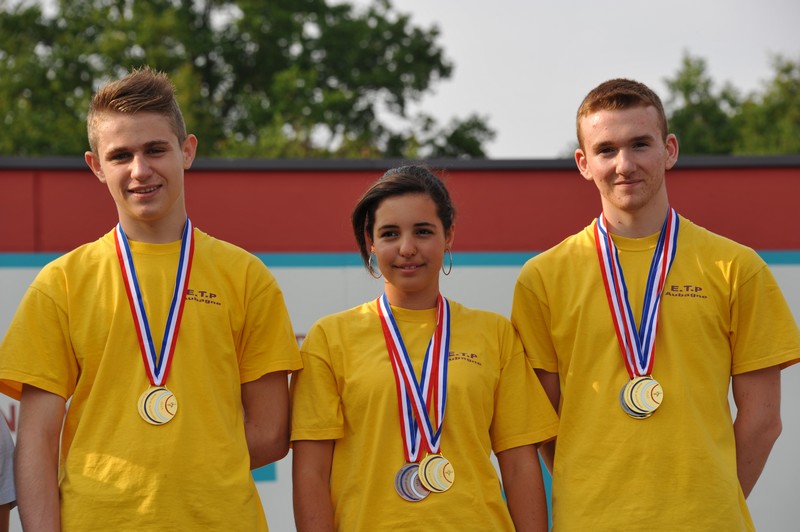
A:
376;221;438;231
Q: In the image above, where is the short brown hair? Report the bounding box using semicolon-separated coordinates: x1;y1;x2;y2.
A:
87;66;187;152
576;78;668;150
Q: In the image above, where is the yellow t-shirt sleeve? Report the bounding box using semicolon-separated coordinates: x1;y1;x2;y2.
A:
0;275;78;401
290;322;344;441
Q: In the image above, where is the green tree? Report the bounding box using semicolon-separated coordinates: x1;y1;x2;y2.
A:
664;52;800;156
734;55;800;154
663;53;740;155
0;0;494;158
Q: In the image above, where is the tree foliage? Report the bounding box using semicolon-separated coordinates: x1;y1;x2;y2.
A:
664;54;740;154
664;51;800;155
0;0;494;158
734;56;800;154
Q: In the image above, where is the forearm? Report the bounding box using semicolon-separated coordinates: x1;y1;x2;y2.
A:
734;413;781;498
16;439;60;531
16;386;64;532
732;366;782;498
292;440;335;532
497;445;548;532
293;473;335;532
245;419;290;470
241;371;290;469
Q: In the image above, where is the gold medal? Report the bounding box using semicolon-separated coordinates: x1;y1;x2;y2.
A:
620;376;662;419
418;454;455;493
138;386;178;425
632;376;663;413
619;382;647;418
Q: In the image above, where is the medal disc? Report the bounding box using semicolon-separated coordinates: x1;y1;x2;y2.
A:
138;386;178;425
620;377;662;419
619;382;647;418
418;454;455;493
619;381;649;418
394;463;429;502
630;376;663;414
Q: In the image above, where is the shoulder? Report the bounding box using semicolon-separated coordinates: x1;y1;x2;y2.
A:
35;230;116;281
302;302;376;350
194;229;263;263
447;299;514;332
193;229;277;278
517;222;595;282
678;216;765;265
311;302;375;330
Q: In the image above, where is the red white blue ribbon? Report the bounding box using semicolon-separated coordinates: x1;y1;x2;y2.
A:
114;219;195;386
378;294;450;462
594;209;679;378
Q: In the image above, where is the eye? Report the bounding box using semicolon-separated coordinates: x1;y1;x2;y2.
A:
596;147;616;156
110;152;131;162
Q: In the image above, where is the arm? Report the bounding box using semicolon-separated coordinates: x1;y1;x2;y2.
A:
292;439;335;532
15;384;65;532
534;369;560;473
241;371;290;469
732;365;782;498
0;504;9;532
497;444;548;532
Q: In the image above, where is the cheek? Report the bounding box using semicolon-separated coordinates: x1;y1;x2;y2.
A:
374;247;393;264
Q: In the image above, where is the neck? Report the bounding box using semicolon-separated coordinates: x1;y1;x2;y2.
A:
118;213;188;244
602;203;670;238
384;285;439;310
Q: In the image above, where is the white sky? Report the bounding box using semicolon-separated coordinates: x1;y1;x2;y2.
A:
356;0;800;158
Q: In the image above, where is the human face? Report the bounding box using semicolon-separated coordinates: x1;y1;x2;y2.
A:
370;193;455;310
575;105;678;235
85;111;197;243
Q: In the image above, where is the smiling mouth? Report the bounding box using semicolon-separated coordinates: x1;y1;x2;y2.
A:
129;185;161;194
395;264;423;270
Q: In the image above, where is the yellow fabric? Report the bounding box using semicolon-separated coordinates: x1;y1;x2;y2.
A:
512;216;800;532
291;299;558;531
0;228;302;531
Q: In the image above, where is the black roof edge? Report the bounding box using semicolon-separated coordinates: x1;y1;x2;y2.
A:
1;155;799;171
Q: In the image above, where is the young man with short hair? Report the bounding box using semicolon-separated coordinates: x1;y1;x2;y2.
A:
0;67;301;530
512;78;800;530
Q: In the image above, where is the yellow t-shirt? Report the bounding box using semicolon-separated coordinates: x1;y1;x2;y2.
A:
0;228;302;531
512;216;800;532
291;299;558;531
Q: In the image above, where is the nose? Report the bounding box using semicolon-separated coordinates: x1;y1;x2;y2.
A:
130;154;153;181
615;150;636;176
399;235;417;257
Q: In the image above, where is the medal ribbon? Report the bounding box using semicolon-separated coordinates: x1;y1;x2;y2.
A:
594;208;679;378
378;294;450;462
114;219;195;386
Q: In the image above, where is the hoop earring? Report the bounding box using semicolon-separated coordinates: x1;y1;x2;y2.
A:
442;249;453;276
368;253;383;279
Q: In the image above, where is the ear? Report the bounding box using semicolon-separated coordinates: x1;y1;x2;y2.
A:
445;224;456;250
366;231;375;253
664;133;679;171
575;148;592;182
85;151;105;183
182;134;198;170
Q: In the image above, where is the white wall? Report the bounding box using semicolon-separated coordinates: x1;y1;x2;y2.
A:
1;259;799;531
